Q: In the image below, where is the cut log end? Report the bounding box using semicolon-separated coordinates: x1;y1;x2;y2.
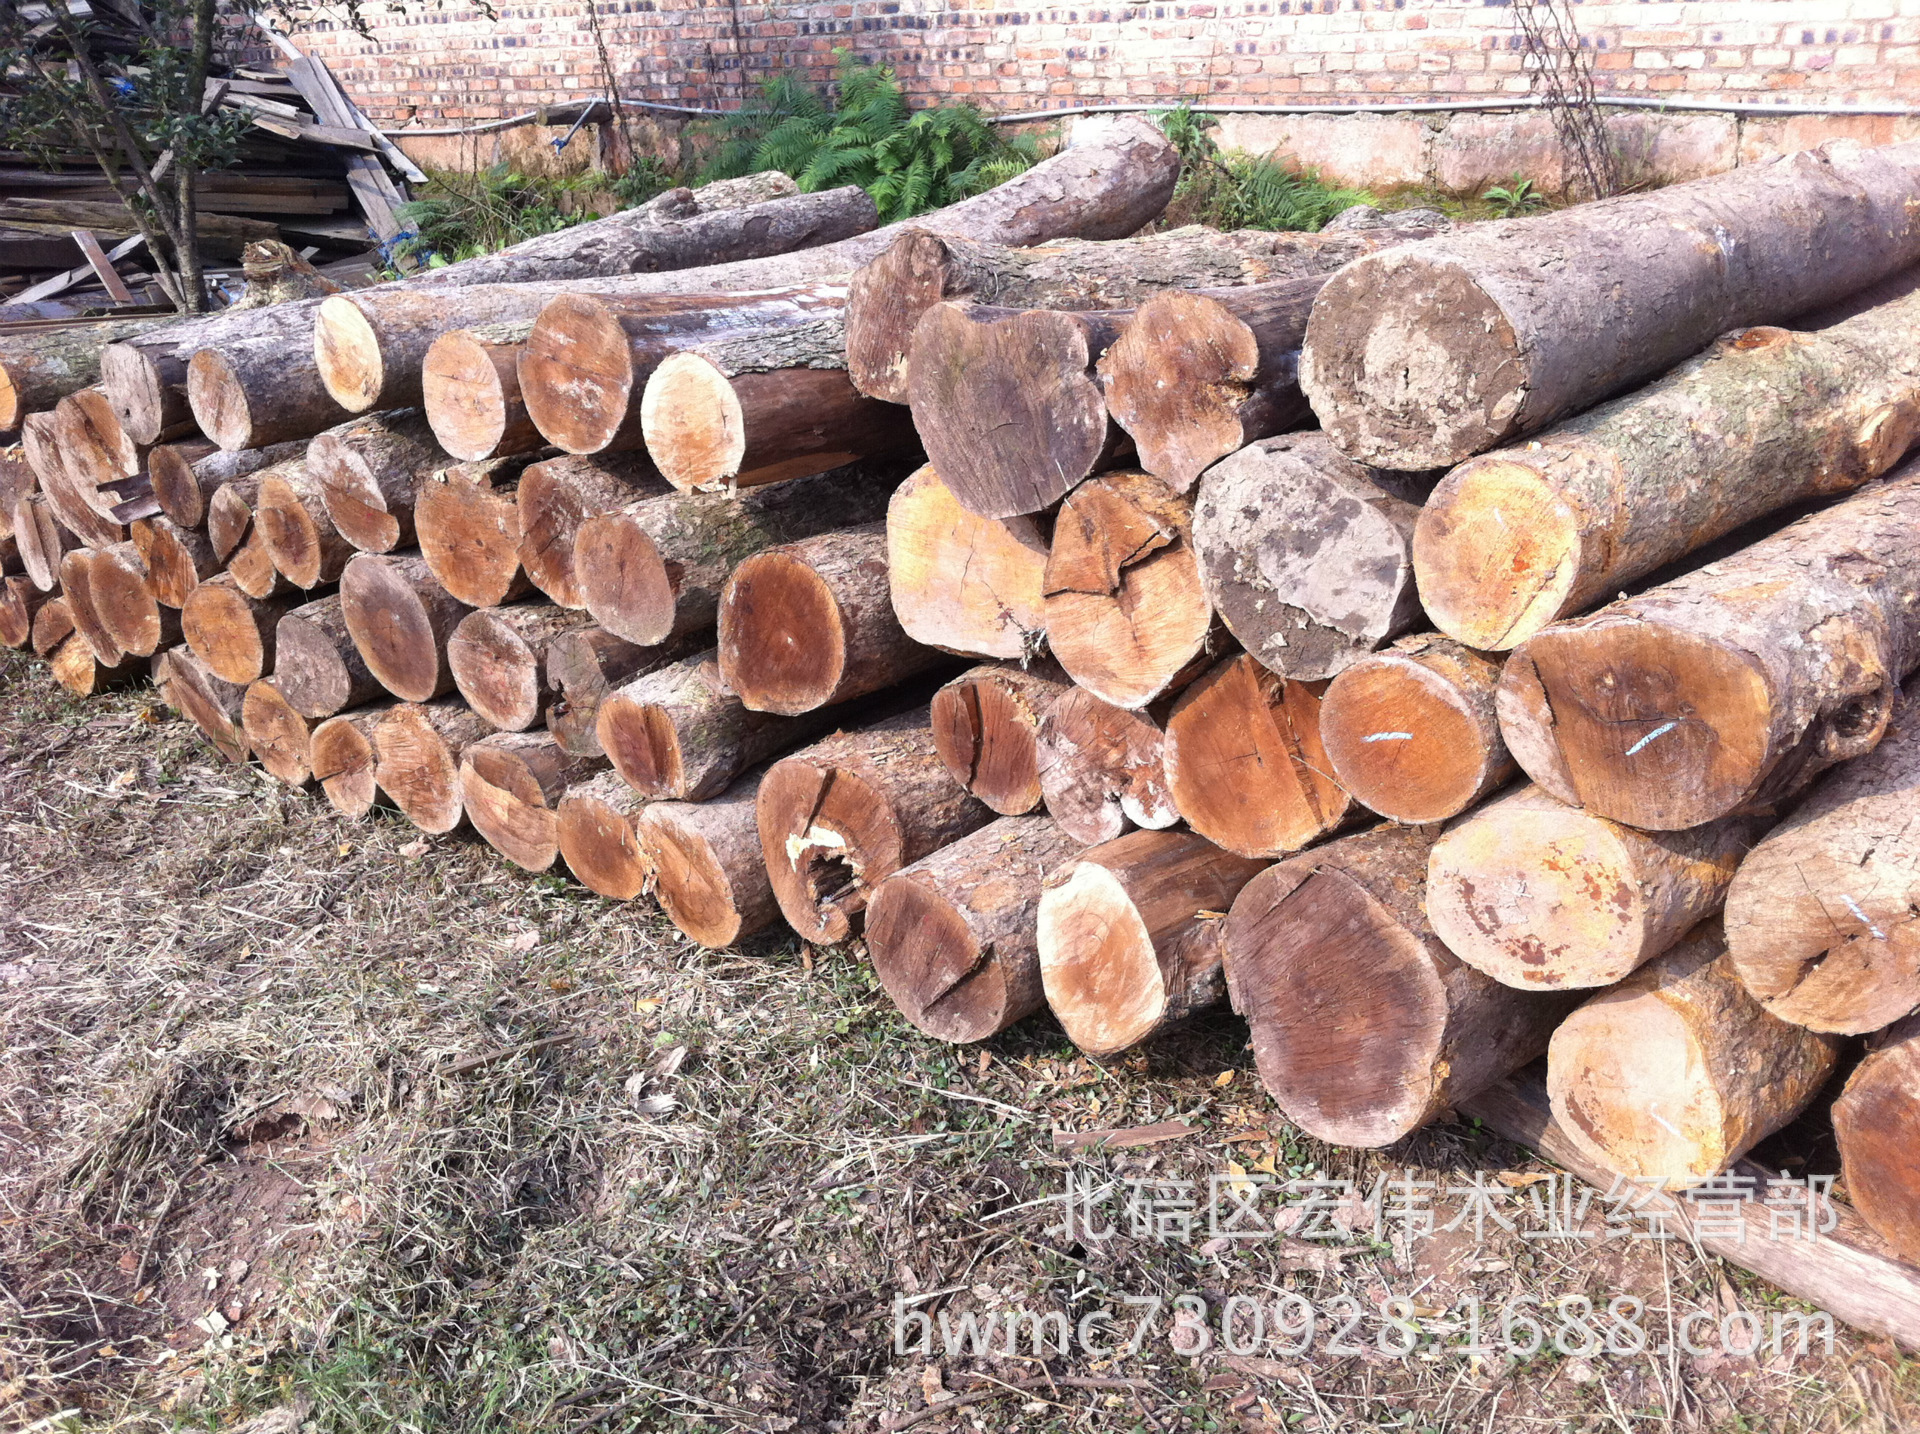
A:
1835;1020;1920;1266
1037;686;1176;845
596;691;683;796
867;876;1020;1042
573;513;677;646
416;471;526;609
423;329;527;462
314;294;386;413
718;549;847;716
639;810;750;947
1036;861;1169;1057
1552;994;1726;1180
845;229;955;404
446;609;544;731
340;555;462;704
242;680;317;786
311;711;381;818
640;352;745;488
756;756;895;944
930;665;1063;816
555;778;651;900
519;295;640;455
459;745;563;872
1101;289;1263;491
1414;458;1584;651
166;653;250;765
180;579;272;685
373;704;477;834
886;465;1047;661
1320;652;1502;825
185;348;258;451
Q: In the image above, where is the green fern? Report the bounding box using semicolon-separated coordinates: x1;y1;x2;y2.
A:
1154;104;1375;232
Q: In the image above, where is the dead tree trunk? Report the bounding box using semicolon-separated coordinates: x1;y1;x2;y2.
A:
339;550;474;703
1415;286;1920;651
130;517;218;607
1224;822;1578;1148
1191;433;1426;682
516;453;673;610
640;772;781;949
13;494;79;592
886;464;1049;661
258;464;356;590
931;660;1073;816
554;769;653;900
310;701;397;818
1035;684;1178;846
242;677;319;786
447;601;597;731
718;521;947;715
1834;1014;1920;1267
275;593;385;718
149;439;304;529
543;623;700;757
308;409;444;554
180;572;298;684
0;315;172;430
868;814;1084;1041
372;698;496;834
1038;828;1266;1057
1319;634;1513;824
755;708;994;943
1547;923;1843;1188
187;320;346;451
459;729;607;872
415;456;543;608
1499;464;1920;830
1302;140;1920;469
421;321;542;462
163;648;251;763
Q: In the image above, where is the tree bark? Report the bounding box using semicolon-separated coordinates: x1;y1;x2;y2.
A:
1035;684;1178;846
516;452;673;610
415;455;545;607
1498;464;1920;830
87;539;180;658
1723;680;1920;1034
555;769;653;900
180;571;299;684
339;550;473;703
57;548;123;666
308;408;444;554
1303;140;1920;470
718;521;946;715
258;463;356;590
1547;922;1843;1189
869;814;1084;1041
1163;653;1353;859
149;438;304;529
421;321;543;462
931;660;1073;816
1191;433;1427;682
31;594;73;658
163;648;251;763
186;309;346;450
1038;828;1266;1057
372;698;496;834
459;728;607;872
275;592;385;719
756;707;995;943
1318;633;1513;824
0;575;51;649
1429;784;1767;991
1225;822;1577;1147
14;493;81;593
543;623;701;757
1834;1014;1920;1267
242;677;319;786
0;315;173;430
130;516;218;607
310;701;397;819
447;601;598;731
886;464;1048;661
1415;287;1920;651
641;772;782;949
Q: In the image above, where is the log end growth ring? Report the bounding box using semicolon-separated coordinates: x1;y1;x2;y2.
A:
1037;861;1166;1058
1548;992;1719;1184
185;348;260;452
557;793;651;901
340;554;446;704
575;513;677;646
718;549;848;715
1414;458;1583;651
598;691;685;796
314;295;387;413
868;874;1017;1042
1320;657;1490;825
521;295;638;455
424;331;513;462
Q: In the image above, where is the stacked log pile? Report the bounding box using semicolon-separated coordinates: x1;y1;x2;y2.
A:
16;129;1920;1338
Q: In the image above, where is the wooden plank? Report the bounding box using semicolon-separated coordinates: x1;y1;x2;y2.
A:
16;232;142;303
69;229;135;303
281;57;404;244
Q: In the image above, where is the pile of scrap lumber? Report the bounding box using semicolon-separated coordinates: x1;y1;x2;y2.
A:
10;118;1920;1347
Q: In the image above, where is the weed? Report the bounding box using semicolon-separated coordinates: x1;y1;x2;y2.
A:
1483;172;1550;218
1157;104;1376;231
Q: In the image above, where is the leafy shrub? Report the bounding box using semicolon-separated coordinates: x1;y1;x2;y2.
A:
1482;173;1548;218
396;164;598;265
1157;104;1375;231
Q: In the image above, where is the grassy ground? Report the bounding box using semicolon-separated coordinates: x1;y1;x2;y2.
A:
2;645;1917;1433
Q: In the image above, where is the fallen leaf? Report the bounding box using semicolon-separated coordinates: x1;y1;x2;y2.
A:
634;997;662;1014
399;840;428;858
1225;1160;1254;1199
337;843;353;857
507;929;539;952
1214;1070;1236;1088
109;767;136;789
1497;1170;1553;1188
921;1364;950;1405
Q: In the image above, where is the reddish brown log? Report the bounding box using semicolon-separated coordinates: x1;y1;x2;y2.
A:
339;550;473;702
163;648;251;763
273;593;384;719
543;624;703;757
555;770;653;901
308;409;443;554
930;660;1073;816
57;548;123;666
310;702;396;819
87;540;180;658
180;572;298;684
459;729;607;871
1835;1015;1920;1267
885;464;1048;661
1035;685;1178;846
516;452;672;609
372;698;496;834
414;456;546;608
130;516;218;608
640;773;780;948
447;601;597;730
52;387;145;517
242;678;319;785
186;329;345;451
421;321;542;461
14;493;80;593
31;594;73;657
258;464;356;589
32;406;122;548
149;439;304;529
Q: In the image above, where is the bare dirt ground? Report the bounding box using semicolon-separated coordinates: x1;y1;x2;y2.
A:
2;644;1917;1434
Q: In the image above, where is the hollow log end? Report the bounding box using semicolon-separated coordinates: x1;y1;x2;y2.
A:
1037;861;1166;1057
185;349;256;452
1414;458;1584;651
756;756;898;944
598;692;684;797
719;550;847;716
1321;656;1494;825
315;294;386;413
868;872;1015;1042
557;793;651;901
642;353;744;491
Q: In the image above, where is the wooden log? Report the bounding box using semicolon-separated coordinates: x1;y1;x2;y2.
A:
0;315;173;430
163;648;250;762
1415;288;1920;652
718;521;944;715
447;601;597;731
1547;922;1843;1188
0;575;50;648
641;773;781;948
86;540;180;658
543;624;703;757
908;303;1131;520
187;315;347;451
755;708;994;943
1301;141;1920;470
205;472;264;563
554;769;654;901
148;439;303;529
868;814;1084;1041
1190;433;1426;682
0;459;32;543
372;698;495;834
1723;682;1920;1034
459;728;606;872
339;550;473;703
1044;470;1216;709
19;411;66;491
308;409;444;554
14;493;79;593
57;548;123;666
52;387;144;516
1035;684;1177;846
33;405;123;548
885;464;1048;661
1428;784;1766;991
516;452;673;609
421;321;542;461
1498;464;1920;830
50;631;142;696
1224;822;1578;1147
130;516;218;608
412;456;543;608
241;677;319;785
31;594;73;657
1319;634;1513;824
1038;828;1265;1057
273;593;385;719
1835;1015;1920;1267
1163;654;1352;859
597;648;841;800
257;463;356;589
180;572;298;684
576;458;901;647
931;660;1073;816
310;702;395;819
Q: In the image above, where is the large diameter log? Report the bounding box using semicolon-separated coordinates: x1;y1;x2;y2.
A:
717;522;946;715
149;439;305;529
1039;829;1266;1057
415;456;544;608
544;624;703;757
908;303;1131;520
1497;465;1920;830
372;698;495;833
886;465;1048;661
187;319;346;451
1319;634;1512;824
1302;141;1920;470
755;708;995;943
309;409;444;554
1547;923;1843;1188
1044;470;1215;708
242;678;319;785
1835;1015;1920;1266
555;770;653;901
1225;822;1578;1148
576;458;901;646
447;601;597;730
87;540;180;658
53;387;144;516
339;551;473;703
181;572;298;684
273;593;384;719
930;660;1073;816
258;465;356;589
1035;685;1178;846
1724;682;1920;1034
1428;784;1766;991
421;321;542;461
57;548;123;666
459;729;606;872
0;576;51;649
130;517;217;608
869;815;1084;1042
1191;433;1426;682
49;631;143;696
310;702;395;818
31;595;73;657
517;453;672;609
164;649;250;762
0;315;173;430
1416;289;1920;652
1164;654;1353;859
14;493;80;593
641;773;781;948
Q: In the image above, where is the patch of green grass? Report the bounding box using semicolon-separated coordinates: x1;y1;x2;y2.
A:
1155;104;1375;231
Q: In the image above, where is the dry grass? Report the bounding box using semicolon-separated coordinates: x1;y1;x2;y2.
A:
2;644;1917;1433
